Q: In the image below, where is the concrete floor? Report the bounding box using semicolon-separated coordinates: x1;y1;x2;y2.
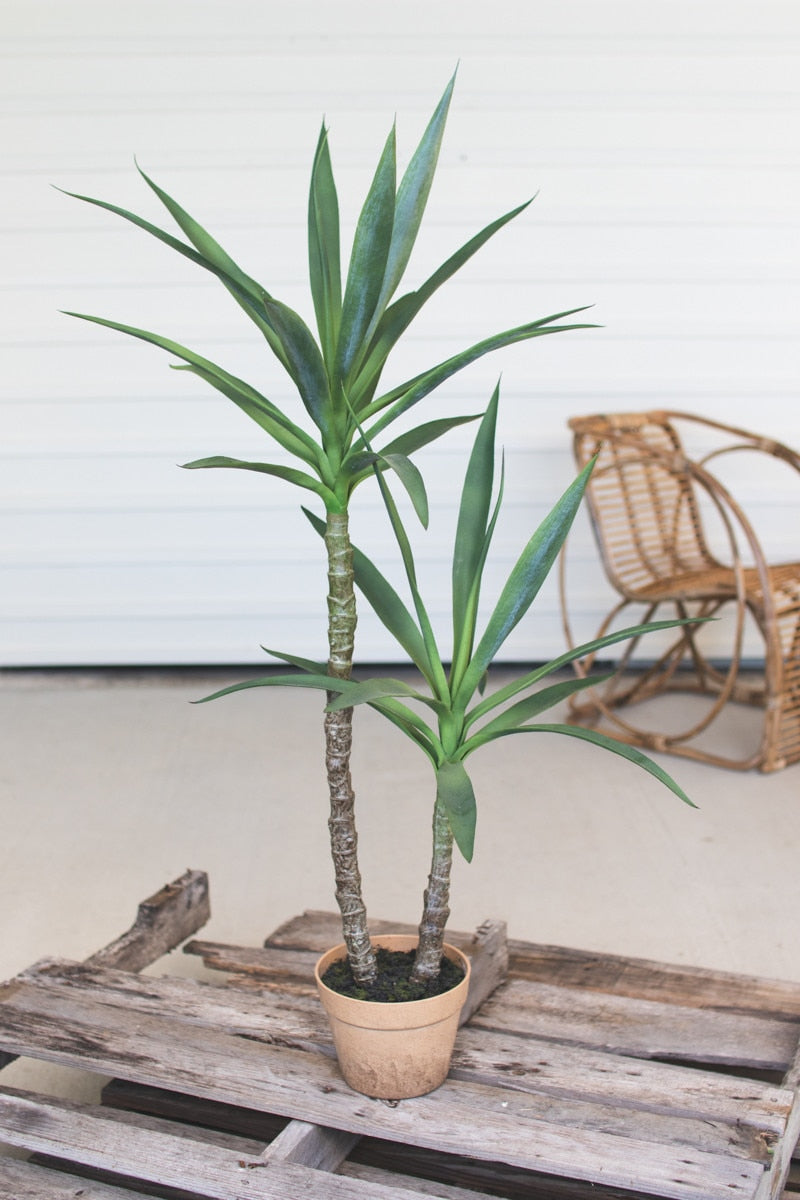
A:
2;665;799;1105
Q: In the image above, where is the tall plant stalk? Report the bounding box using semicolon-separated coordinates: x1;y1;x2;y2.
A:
323;511;374;980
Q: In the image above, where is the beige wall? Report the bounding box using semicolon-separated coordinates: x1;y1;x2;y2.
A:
3;1;799;665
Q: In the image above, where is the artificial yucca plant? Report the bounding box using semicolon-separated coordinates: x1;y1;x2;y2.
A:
204;385;696;982
63;76;593;983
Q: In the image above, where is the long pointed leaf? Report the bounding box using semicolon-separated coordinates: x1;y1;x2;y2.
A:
366;73;455;338
366;698;440;765
195;671;350;704
308;123;342;370
169;364;322;470
461;673;611;753
456;460;594;705
352;199;532;403
64;311;307;431
370;458;449;699
259;295;332;437
436;759;476;862
262;646;326;673
474;723;697;808
181;455;335;504
325;676;443;715
379;452;429;527
465;616;710;727
343;413;480;486
450;454;506;696
452;387;498;655
58;183;287;365
365;309;597;433
337;125;397;383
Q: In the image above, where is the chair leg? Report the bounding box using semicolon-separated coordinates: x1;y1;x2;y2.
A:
566;597;766;771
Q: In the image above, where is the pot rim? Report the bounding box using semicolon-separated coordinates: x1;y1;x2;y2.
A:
314;934;471;1014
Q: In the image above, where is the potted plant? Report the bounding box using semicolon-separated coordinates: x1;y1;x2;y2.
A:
202;383;695;1098
62;73;592;989
63;76;694;1099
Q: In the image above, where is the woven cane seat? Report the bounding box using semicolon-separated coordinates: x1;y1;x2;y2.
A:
561;410;800;771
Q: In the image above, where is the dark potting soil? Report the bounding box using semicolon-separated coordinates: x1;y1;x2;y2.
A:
322;946;465;1002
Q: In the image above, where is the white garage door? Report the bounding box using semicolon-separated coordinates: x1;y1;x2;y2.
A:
3;1;799;665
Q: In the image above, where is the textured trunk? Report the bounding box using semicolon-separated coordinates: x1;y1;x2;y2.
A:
324;510;377;984
411;797;453;982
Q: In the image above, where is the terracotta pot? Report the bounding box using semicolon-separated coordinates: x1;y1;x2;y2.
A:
314;934;471;1099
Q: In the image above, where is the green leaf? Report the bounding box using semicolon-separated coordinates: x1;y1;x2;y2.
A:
343;413;480;486
308;123;342;370
325;675;441;714
456;459;594;705
259;295;332;438
461;673;611;754
380;452;429;527
181;455;336;506
169;363;322;471
366;73;455;337
261;646;326;673
63;313;317;451
302;506;434;678
365;308;597;433
379;413;481;458
450;455;505;695
57;182;286;363
336;124;397;383
436;759;477;862
195;671;350;704
136;163;258;294
490;723;697;809
352;199;532;403
452;387;498;657
366;698;440;765
370;458;449;699
465;617;710;728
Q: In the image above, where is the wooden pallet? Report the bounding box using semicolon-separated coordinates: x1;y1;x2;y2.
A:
0;870;799;1200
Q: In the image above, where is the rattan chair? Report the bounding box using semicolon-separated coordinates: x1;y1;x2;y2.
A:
560;410;800;771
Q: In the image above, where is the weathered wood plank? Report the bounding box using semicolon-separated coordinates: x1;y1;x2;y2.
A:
12;960;794;1140
459;919;508;1025
0;981;773;1198
505;942;800;1021
263;912;800;1020
263;1118;359;1170
184;936;800;1070
757;1043;800;1198
101;1080;661;1200
0;1090;453;1200
87;868;210;973
471;978;800;1070
0;1156;159;1200
0;869;211;1073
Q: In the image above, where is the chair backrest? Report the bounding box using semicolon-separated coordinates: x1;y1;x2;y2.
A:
569;411;720;598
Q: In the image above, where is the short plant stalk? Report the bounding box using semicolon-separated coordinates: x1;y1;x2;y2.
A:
412;797;454;982
324;511;377;984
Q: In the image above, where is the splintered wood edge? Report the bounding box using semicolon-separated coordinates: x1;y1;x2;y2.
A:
460;920;508;1025
0;869;211;1072
86;869;211;973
